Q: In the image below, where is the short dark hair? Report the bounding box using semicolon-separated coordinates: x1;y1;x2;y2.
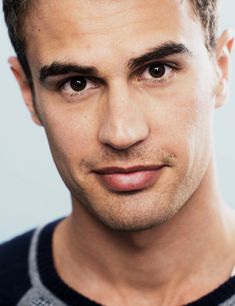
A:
3;0;219;88
190;0;218;50
3;0;33;88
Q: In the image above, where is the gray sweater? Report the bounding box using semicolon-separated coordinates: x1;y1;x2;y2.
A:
1;219;235;306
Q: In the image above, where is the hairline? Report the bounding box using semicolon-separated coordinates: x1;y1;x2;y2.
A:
4;0;219;89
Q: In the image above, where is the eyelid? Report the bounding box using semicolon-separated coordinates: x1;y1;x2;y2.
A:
57;75;91;90
135;62;180;87
135;60;181;77
57;76;103;103
42;74;102;90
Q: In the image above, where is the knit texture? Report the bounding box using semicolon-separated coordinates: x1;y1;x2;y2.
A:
1;219;235;306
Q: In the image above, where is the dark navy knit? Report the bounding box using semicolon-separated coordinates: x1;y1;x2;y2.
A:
1;219;235;306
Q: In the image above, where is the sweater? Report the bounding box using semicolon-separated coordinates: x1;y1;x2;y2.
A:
1;219;235;306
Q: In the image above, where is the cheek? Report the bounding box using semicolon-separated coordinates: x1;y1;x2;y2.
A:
170;84;215;175
35;94;99;163
147;74;215;171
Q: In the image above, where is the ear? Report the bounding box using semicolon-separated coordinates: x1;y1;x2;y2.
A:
214;29;234;108
8;56;43;126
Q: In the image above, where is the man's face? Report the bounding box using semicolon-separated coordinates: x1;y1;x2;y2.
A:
24;0;219;231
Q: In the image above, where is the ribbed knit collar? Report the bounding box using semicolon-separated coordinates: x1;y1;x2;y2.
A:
38;219;101;305
37;219;235;306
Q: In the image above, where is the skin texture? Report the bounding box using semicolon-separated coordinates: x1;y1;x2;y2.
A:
16;0;221;231
10;0;235;305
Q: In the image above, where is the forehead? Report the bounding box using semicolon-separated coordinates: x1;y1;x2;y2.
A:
25;0;203;69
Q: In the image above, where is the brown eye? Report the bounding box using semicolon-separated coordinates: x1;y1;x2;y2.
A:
70;77;87;92
149;64;166;78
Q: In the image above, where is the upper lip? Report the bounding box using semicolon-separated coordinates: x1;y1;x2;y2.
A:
93;165;164;174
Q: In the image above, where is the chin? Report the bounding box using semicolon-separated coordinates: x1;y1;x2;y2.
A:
88;200;182;233
99;217;160;232
71;176;191;233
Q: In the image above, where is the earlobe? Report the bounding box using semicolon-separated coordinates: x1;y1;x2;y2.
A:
214;29;234;108
8;56;43;126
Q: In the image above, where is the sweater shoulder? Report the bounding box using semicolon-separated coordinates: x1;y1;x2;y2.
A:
0;229;35;304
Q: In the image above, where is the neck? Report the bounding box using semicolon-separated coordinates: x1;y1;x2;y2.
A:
53;161;235;305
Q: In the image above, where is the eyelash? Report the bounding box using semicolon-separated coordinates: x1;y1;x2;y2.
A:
137;62;178;85
57;77;99;98
57;62;179;101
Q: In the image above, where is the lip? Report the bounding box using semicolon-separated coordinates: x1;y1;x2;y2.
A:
94;165;165;192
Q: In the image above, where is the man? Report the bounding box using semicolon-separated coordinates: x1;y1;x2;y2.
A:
1;0;235;305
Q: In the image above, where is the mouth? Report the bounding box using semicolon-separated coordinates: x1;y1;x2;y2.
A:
93;165;165;192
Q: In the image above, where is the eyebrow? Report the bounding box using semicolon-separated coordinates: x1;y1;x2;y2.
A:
128;42;191;70
39;64;99;83
39;41;191;83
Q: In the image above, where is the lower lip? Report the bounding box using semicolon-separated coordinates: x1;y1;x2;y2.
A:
96;168;163;192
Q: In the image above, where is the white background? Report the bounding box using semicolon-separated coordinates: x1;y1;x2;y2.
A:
0;1;235;242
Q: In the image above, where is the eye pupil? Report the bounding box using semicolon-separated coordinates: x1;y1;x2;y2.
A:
149;65;166;78
70;77;87;91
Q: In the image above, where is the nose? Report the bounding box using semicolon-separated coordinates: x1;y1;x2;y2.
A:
98;82;150;150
